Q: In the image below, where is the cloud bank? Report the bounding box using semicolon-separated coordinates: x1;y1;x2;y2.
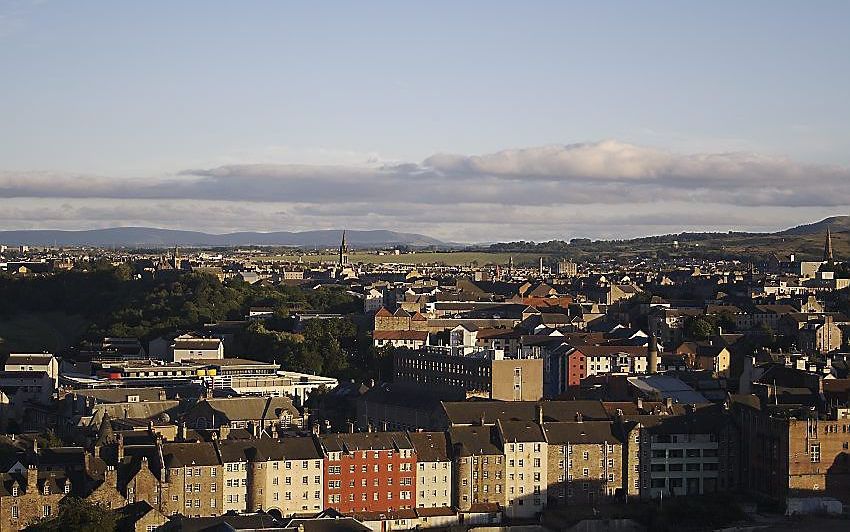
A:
1;140;848;241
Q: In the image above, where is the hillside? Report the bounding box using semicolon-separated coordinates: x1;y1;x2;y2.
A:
778;215;850;236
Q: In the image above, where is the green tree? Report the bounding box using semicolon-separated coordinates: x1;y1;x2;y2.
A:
685;316;716;340
25;498;118;532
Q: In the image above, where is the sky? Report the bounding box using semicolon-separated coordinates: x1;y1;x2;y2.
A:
1;1;849;243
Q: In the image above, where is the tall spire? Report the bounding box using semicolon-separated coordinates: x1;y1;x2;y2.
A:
339;230;349;267
824;226;834;263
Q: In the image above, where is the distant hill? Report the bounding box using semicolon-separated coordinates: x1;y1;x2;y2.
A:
0;227;446;248
778;215;850;236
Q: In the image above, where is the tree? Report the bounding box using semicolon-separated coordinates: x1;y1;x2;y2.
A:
25;498;118;532
685;316;716;341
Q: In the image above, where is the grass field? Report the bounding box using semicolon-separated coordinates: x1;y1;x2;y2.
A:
264;251;548;266
0;311;89;354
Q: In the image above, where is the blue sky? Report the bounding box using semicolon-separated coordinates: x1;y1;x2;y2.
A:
1;1;849;242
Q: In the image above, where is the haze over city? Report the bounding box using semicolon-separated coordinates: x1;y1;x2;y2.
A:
2;1;849;241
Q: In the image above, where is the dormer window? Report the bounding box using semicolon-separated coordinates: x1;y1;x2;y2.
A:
64;482;70;494
43;484;50;495
12;485;18;496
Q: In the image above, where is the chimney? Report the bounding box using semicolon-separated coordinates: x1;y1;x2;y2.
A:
648;334;659;374
665;397;673;409
32;437;38;455
117;433;124;462
575;412;583;423
104;465;117;487
636;397;643;411
26;464;37;493
178;422;187;441
535;403;544;426
347;421;355;434
479;412;486;426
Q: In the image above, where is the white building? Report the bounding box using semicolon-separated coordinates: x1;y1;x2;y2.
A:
4;353;59;387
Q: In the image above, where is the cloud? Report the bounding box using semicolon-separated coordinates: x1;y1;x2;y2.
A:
1;140;849;241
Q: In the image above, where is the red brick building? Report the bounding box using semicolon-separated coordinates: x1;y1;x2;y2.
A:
566;348;587;388
319;432;416;513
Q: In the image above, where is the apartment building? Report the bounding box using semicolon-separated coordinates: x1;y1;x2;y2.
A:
449;425;506;511
320;432;416;513
161;442;223;517
499;419;547;518
408;431;452;508
394;346;543;401
628;406;737;499
544;420;625;506
276;437;325;515
736;398;850;504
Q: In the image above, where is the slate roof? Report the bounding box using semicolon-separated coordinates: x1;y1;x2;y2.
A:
543;421;623;445
319;432;413;453
441;400;609;425
406;431;450;462
448;425;501;457
162;442;220;468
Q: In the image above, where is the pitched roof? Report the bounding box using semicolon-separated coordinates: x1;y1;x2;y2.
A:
193;396;299;422
442;400;609;425
498;420;545;443
406;432;449;462
162;442;220;468
448;425;501;456
319;432;413;453
543;421;623;445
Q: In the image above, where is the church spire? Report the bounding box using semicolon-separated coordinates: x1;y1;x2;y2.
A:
824;226;834;263
339;230;349;267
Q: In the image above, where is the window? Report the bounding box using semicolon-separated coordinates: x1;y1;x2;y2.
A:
811;443;821;463
11;506;18;519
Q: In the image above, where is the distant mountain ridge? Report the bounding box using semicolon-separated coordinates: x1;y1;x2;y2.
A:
0;227;445;248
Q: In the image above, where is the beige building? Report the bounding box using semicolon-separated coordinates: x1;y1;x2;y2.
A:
449;425;506;511
394;347;543;401
543;420;625;506
161;442;223;517
216;436;324;516
170;334;224;363
408;432;452;508
491;358;543;401
216;440;250;512
498;419;547;518
276;437;324;516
